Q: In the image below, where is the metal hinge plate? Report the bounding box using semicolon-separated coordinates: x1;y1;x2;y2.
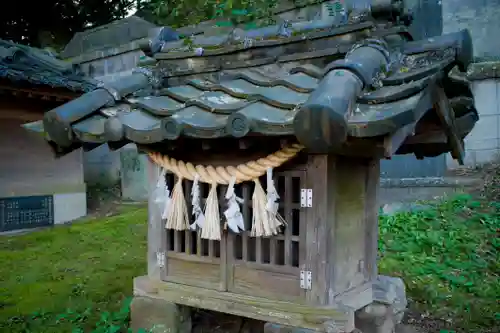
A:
300;270;312;290
156;252;165;268
300;189;312;208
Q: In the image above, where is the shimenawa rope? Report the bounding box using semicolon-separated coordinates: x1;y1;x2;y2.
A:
149;144;304;240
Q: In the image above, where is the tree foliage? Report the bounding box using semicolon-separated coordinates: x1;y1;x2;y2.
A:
0;0;134;48
137;0;280;29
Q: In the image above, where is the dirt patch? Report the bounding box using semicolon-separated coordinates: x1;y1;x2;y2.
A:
403;306;455;333
449;161;500;200
189;308;445;333
192;310;264;333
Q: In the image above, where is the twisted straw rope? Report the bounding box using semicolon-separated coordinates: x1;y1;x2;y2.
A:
148;144;304;184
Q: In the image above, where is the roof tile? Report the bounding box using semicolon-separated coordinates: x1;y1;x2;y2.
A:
0;39;96;92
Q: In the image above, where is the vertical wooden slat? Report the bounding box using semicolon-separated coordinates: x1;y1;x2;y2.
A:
255;176;262;263
172;174;182;253
269;175;279;265
208;187;221;258
219;184;227;260
242;184;250;261
364;159;380;281
284;175;293;266
209;240;215;257
226;223;234;292
174;231;181;253
184;180;193;255
196;185;204;256
197;230;202;256
220;239;228;291
220;236;228;291
256;237;262;263
270;238;277;264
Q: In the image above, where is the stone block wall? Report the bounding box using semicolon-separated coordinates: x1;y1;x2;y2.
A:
78;50;144;82
69;42;148;188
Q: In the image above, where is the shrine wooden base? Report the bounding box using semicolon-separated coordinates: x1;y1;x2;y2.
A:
131;274;407;333
133;275;362;332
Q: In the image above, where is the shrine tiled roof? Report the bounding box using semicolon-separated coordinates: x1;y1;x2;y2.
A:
70;62;466;144
0;39;97;92
24;14;478;162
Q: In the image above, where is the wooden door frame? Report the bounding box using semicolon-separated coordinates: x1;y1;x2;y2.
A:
155;162;309;301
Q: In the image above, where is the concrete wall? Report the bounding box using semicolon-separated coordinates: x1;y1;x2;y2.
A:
467;78;500;163
0;100;87;226
443;0;500;61
446;77;500;168
442;1;500;168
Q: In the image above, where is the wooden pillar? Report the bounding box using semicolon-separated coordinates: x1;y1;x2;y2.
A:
131;157;192;333
304;154;380;308
264;154;383;332
147;158;163;279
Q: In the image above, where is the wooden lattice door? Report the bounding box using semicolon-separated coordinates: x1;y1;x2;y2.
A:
227;170;307;302
161;169;307;300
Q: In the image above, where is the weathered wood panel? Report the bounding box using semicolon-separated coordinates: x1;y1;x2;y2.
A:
303;155;378;309
303;154;332;306
165;256;222;290
230;265;302;301
331;158;368;296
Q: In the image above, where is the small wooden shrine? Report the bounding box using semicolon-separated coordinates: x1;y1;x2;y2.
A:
25;2;478;332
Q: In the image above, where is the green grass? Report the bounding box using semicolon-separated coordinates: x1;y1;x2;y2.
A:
0;207;148;333
379;194;499;331
0;194;498;332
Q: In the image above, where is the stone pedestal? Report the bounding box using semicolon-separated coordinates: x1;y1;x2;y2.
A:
263;275;408;333
130;296;191;333
355;276;407;333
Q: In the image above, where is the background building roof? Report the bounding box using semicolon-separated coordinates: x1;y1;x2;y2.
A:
0;39;96;92
61;16;157;59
